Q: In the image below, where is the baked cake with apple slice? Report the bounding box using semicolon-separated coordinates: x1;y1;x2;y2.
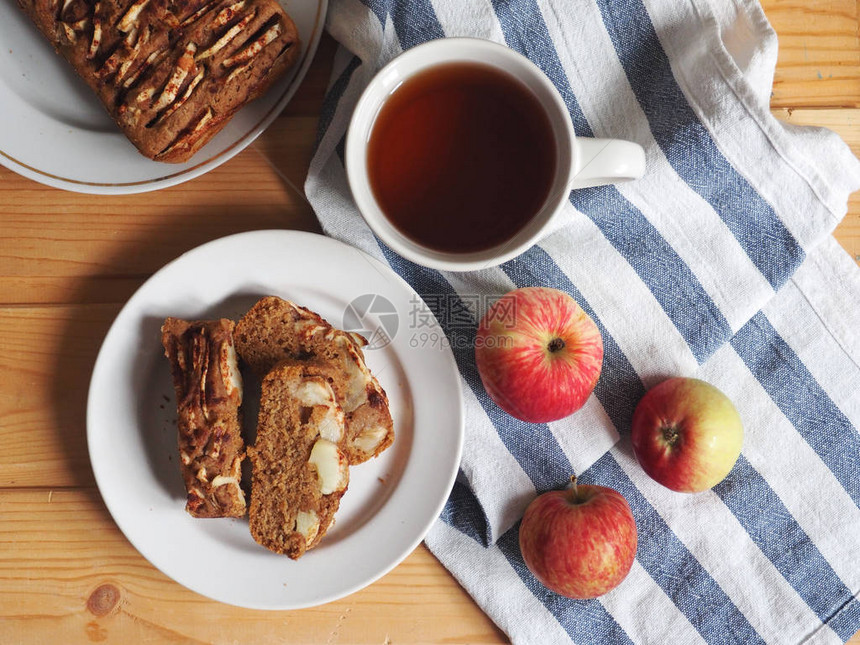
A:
248;361;350;558
160;317;246;518
17;0;301;162
235;296;394;465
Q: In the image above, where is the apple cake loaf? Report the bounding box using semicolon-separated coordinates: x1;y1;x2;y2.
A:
160;317;246;518
248;362;350;558
17;0;301;162
234;296;395;465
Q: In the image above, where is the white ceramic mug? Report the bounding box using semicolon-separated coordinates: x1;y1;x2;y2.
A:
346;38;646;272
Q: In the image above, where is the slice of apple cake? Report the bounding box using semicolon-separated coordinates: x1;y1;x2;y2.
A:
235;296;394;465
160;317;246;518
248;362;350;558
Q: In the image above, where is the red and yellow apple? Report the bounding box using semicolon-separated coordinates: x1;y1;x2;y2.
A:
475;287;603;423
631;377;743;493
519;477;637;599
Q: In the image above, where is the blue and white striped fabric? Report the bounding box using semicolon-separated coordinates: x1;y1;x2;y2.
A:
304;0;860;642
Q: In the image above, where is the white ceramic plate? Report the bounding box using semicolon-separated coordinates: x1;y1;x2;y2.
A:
0;0;326;194
87;230;464;609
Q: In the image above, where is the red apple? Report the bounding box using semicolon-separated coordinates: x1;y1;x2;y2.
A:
475;287;603;423
631;377;743;493
519;476;637;599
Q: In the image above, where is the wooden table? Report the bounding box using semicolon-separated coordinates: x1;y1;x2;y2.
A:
1;2;858;643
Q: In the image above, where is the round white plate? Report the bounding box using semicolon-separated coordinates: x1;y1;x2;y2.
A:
0;0;326;194
87;230;464;609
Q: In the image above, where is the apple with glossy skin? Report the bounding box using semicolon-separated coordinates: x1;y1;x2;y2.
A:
519;476;637;599
631;377;743;493
475;287;603;423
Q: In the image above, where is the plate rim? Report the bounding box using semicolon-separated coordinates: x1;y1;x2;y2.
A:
85;230;465;609
0;0;328;195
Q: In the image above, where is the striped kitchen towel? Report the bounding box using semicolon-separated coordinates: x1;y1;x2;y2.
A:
304;0;860;642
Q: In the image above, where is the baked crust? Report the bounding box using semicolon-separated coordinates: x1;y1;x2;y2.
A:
235;296;395;465
161;317;246;518
17;0;301;162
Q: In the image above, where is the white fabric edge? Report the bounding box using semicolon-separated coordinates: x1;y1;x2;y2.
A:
682;0;860;221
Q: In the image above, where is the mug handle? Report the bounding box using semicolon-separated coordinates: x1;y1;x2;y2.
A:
569;138;646;190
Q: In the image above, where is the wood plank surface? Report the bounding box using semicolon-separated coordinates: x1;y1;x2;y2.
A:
765;0;860;108
0;489;504;645
1;1;859;644
0;305;115;488
0;150;318;305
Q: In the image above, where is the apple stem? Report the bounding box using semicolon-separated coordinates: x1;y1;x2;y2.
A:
548;338;566;353
568;475;579;502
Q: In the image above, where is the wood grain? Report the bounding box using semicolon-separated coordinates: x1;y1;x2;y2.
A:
0;145;320;306
0;489;504;645
762;0;860;108
0;305;116;488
